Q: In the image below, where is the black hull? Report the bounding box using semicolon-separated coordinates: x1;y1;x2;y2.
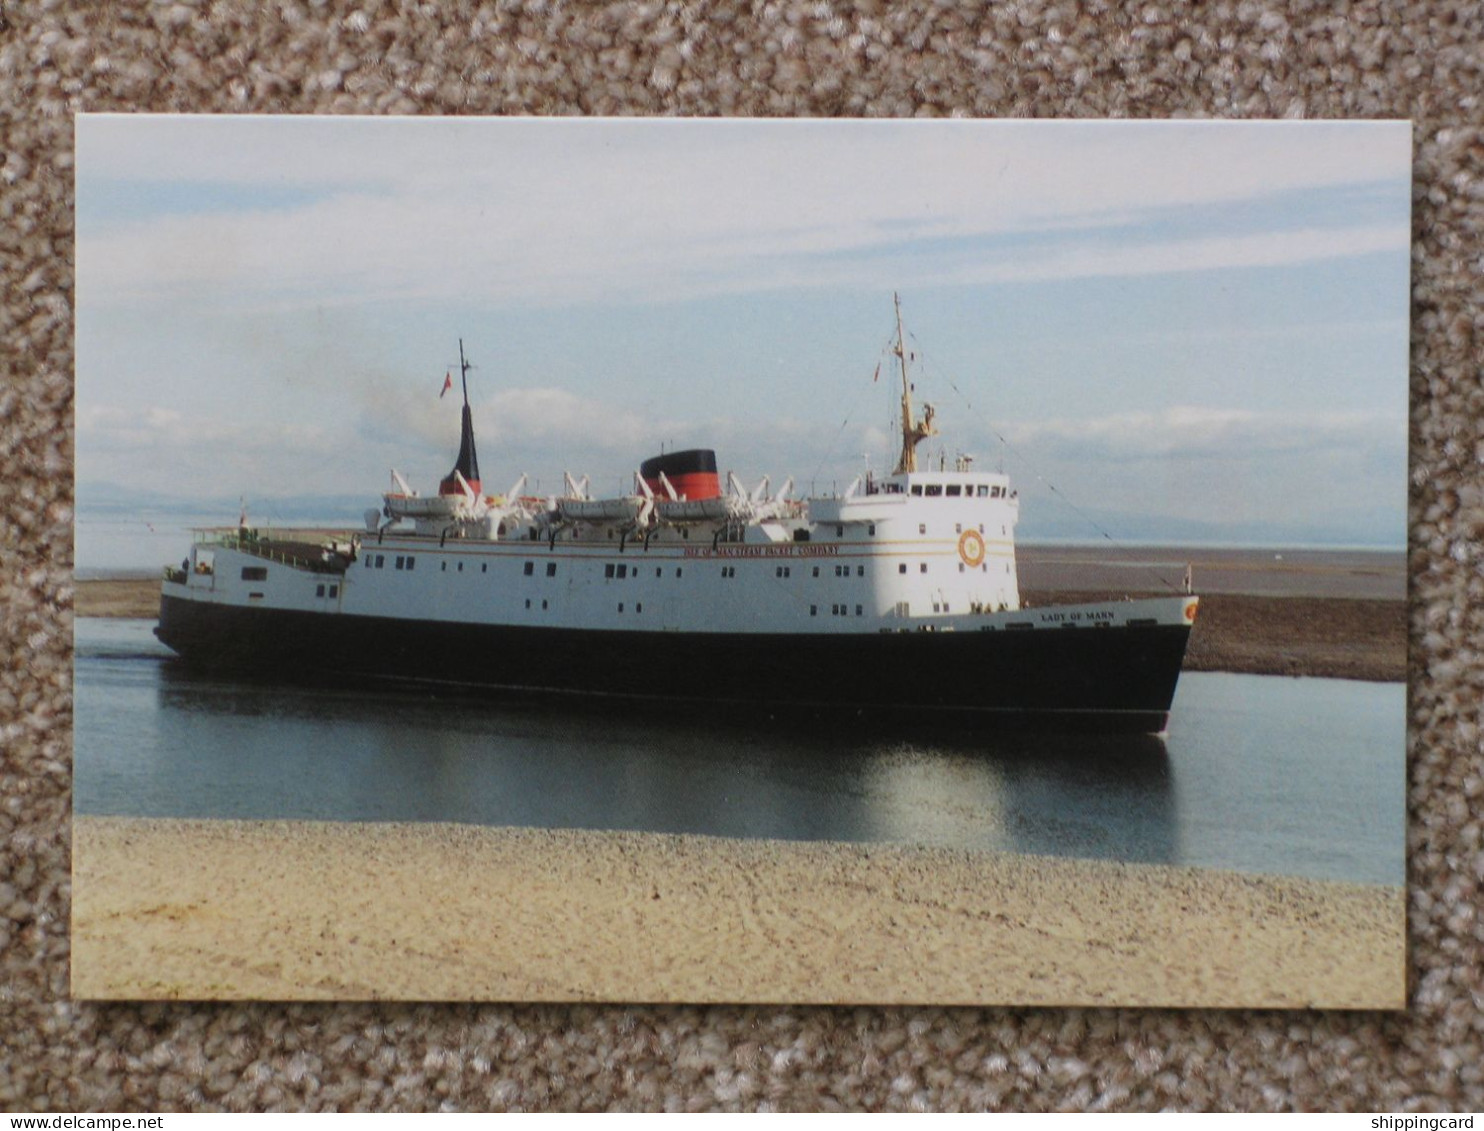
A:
156;595;1192;733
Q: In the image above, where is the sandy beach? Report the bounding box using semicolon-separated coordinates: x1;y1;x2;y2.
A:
71;816;1405;1008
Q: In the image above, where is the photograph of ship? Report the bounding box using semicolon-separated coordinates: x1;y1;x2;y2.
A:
71;116;1410;1006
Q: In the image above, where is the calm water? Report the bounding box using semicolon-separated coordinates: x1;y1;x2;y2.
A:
73;618;1405;885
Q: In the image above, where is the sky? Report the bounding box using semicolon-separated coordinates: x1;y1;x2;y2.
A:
74;116;1413;569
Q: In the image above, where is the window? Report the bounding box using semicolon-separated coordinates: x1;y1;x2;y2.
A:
541;599;548;610
374;555;384;568
618;603;624;613
482;563;488;573
955;523;962;534
920;563;927;573
857;566;864;577
364;557;372;568
810;605;818;616
441;562;447;572
899;563;907;574
316;584;325;597
812;566;820;578
329;585;338;598
395;556;404;570
524;562;535;576
406;556;415;570
910;485;923;496
636;603;643;613
617;564;628;579
241;566;268;581
868;524;876;536
977;485;989;498
656;568;662;578
925;484;942;497
918;524;926;535
856;605;863;616
547;562;557;577
946;485;962;497
525;598;531;609
457;562;463;572
605;563;616;578
675;567;683;578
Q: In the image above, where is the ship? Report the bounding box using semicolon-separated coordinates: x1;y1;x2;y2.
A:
155;299;1199;733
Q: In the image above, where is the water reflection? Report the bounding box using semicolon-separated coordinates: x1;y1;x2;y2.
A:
76;619;1404;883
144;658;1177;863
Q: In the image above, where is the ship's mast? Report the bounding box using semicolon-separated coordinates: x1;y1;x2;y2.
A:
892;292;936;475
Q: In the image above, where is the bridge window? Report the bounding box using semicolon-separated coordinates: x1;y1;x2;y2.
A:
946;485;961;497
910;485;923;496
977;486;989;497
925;484;942;497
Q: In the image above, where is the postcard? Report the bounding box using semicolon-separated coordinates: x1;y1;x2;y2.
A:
72;116;1411;1006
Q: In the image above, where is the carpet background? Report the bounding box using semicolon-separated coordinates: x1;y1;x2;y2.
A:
2;0;1481;1112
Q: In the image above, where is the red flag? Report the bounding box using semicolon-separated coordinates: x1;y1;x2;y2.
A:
440;372;452;398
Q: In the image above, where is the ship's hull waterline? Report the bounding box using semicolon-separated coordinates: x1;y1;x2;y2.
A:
156;593;1192;733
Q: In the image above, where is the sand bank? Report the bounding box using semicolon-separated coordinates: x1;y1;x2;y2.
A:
71;817;1405;1008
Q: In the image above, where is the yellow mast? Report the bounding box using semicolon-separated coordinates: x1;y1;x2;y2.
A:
892;292;936;475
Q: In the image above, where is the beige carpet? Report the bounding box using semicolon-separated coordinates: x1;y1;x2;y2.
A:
4;0;1481;1112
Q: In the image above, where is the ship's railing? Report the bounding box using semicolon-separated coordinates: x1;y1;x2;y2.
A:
163;566;188;585
193;528;352;574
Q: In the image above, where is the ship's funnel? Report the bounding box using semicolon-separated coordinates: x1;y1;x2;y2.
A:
640;449;720;501
438;402;482;497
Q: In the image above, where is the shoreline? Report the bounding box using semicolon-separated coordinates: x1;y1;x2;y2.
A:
71;816;1405;1007
74;578;1407;683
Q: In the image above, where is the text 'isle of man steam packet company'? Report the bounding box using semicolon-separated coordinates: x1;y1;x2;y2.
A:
155;298;1199;733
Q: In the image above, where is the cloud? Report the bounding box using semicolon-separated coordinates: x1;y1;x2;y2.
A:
998;405;1403;463
77;118;1412;312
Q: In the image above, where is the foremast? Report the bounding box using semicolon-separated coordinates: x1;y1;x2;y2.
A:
891;292;937;475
